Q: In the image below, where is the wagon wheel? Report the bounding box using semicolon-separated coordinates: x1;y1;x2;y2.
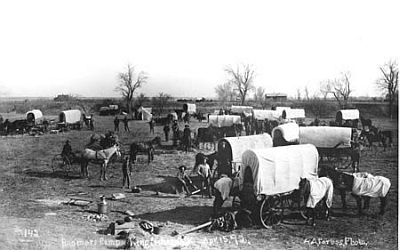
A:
51;155;71;175
259;196;282;228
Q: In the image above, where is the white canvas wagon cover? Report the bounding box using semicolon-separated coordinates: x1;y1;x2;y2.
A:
299;126;352;148
336;109;360;120
240;144;319;196
26;109;43;124
208;115;241;127
218;133;273;163
183;103;196;114
59;109;82;124
230;106;253;115
272;122;300;143
253;110;280;120
283;108;305;119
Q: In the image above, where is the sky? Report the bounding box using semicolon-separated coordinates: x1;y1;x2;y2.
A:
0;0;399;98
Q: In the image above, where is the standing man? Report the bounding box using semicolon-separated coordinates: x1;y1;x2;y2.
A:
163;123;170;142
89;114;95;131
114;116;120;132
172;120;179;146
121;156;132;189
197;156;212;198
149;118;155;134
123;115;130;132
61;140;72;163
183;125;192;152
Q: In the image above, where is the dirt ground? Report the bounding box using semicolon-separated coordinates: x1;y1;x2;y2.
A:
0;115;397;250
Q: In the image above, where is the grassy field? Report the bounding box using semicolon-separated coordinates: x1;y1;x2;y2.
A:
0;110;398;249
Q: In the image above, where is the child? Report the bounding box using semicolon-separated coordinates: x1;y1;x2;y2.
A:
122;156;132;189
197;156;212;198
176;165;195;195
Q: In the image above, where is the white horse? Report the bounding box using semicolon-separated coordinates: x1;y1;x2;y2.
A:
80;144;121;180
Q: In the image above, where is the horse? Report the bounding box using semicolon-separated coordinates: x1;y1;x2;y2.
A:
129;136;162;164
79;144;121;181
298;177;333;226
319;166;390;215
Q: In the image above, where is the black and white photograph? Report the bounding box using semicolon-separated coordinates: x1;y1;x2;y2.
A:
0;1;398;249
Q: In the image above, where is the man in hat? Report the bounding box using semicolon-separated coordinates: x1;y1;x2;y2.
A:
114;116;120;132
176;165;195;195
123;115;130;132
172;120;179;146
197;156;212;198
149;118;155;134
61;140;72;164
163;123;170;142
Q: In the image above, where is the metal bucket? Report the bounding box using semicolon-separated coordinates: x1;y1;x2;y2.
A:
98;202;108;214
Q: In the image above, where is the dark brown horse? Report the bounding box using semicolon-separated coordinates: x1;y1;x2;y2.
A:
319;166;389;215
298;177;333;226
129;136;162;164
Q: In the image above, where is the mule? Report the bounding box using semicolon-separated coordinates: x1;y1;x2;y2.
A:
298;177;333;226
129;136;161;164
320;166;390;215
79;144;121;181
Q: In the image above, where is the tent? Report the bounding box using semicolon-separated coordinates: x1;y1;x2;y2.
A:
183;103;196;114
230;106;253;116
208;115;241;127
59;109;82;124
272;122;300;146
218;133;273;164
240;144;319;196
282;109;305;119
299;126;352;148
26;109;44;124
253;109;280;121
137;107;153;121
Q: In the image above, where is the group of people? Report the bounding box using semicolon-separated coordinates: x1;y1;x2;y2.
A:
114;116;130;132
163;120;192;152
176;153;238;217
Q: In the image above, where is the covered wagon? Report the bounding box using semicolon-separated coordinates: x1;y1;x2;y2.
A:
282;108;305;120
183;103;196;115
230;105;253;117
58;109;82;130
299;126;356;168
253;110;280;121
335;109;360;128
208;115;241;128
272;122;300;146
240;144;319;228
26;109;44;125
217;133;273;175
275;107;291;114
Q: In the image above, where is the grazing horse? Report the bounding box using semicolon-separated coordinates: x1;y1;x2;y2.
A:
129;136;162;164
298;177;333;226
79;144;121;181
320;166;390;215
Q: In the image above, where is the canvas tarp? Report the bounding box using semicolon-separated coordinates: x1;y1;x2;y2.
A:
337;109;360;120
230;106;253;115
169;112;178;121
240;144;319;196
283;109;305;119
208;115;241;127
138;107;153;121
299;126;352;148
59;110;82;124
218;133;273;163
183;103;196;114
275;107;291;115
352;172;391;198
272;122;300;143
26;109;43;124
253;110;280;120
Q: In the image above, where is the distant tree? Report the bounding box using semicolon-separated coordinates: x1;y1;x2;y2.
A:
224;64;255;105
319;81;330;100
254;86;268;108
296;88;302;100
152;92;171;116
215;82;235;105
376;61;398;119
115;64;148;114
325;72;352;108
134;93;148;107
304;86;310;101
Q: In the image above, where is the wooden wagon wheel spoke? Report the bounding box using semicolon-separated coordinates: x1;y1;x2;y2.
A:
259;196;282;228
